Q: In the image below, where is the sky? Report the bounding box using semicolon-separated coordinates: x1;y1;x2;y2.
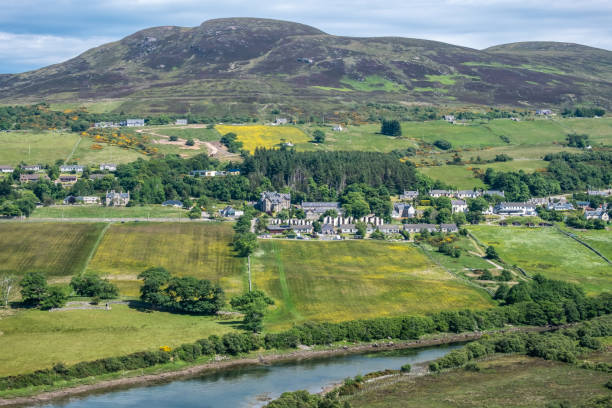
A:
0;0;610;74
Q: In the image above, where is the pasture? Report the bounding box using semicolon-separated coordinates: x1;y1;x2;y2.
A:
215;124;311;153
469;225;611;294
347;354;611;408
0;131;80;165
570;229;612;260
0;222;105;277
31;205;188;219
0;305;236;376
146;125;221;142
87;222;245;298
418;166;486;189
251;240;494;330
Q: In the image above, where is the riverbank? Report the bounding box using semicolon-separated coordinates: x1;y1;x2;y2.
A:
0;326;553;407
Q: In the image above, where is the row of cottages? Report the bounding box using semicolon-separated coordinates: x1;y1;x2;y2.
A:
189;169;241;177
64;195;100;205
256;191;291;213
0;165;14;173
587;189;612;197
321;214;385;226
21;164;43;172
60;165;84;173
494;202;537;216
404;223;459;233
585;205;610;221
94;119;145;128
451;199;468;213
392;203;416;219
428;189;505;199
547;202;575;211
105;190;130;207
301;202;342;219
269;218;313;226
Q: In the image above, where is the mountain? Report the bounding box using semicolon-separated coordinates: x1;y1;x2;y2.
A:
0;18;611;114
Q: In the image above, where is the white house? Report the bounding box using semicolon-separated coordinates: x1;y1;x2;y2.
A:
0;165;14;173
21;164;42;172
333;125;343;132
219;206;244;218
122;119;145;127
273;118;288;125
392;203;416;219
429;189;454;198
60;165;84;173
585;207;609;221
451;200;468;213
80;196;100;205
400;190;419;201
494;202;537;216
175;119;188;125
100;163;117;172
456;190;481;199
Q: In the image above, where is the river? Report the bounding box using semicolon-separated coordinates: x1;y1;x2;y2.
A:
38;343;461;408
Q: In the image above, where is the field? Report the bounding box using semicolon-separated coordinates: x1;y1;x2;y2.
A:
0;305;236;376
469;226;611;294
0;223;105;277
251;240;494;330
418;166;486;189
86;222;245;298
215;124;312;153
145;126;221;142
31;205;188;219
347;354;611;408
569;229;612;260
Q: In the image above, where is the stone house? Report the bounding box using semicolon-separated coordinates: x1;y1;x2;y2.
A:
105;190;130;206
256;191;291;213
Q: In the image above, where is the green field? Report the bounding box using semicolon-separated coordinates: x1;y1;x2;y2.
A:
0;131;80;165
145;125;221;142
0;305;236;376
570;229;612;260
0;223;105;277
31;205;188;219
347;354;611;408
251;240;494;330
469;226;611;294
419;166;487;189
87;222;245;297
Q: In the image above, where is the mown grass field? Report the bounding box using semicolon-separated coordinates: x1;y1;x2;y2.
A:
215;124;312;153
146;126;221;141
0;305;237;376
251;240;494;330
0;131;80;165
299;124;418;152
0;223;105;277
418;166;486;189
347;355;611;408
31;205;188;219
71;136;145;165
87;222;245;298
469;226;611;294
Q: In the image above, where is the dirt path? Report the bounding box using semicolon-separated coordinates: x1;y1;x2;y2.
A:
0;326;555;407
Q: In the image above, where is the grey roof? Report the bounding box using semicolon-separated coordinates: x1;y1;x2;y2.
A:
301;202;340;208
498;202;535;208
162;200;183;206
440;223;458;230
405;223;437;230
261;191;291;203
451;200;466;205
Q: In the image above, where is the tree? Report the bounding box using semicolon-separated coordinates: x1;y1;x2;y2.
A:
70;274;118;299
436;208;452;224
342;192;370;218
313;130;325;143
433;140;452;150
19;272;48;306
355;221;367;238
40;287;68;310
381;119;401;136
138;267;171;306
234;232;258;257
188;206;202;219
485;245;499;260
370;229;386;240
0;274;16;307
230;290;275;332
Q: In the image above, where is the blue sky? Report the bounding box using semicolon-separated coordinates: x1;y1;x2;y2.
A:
0;0;610;74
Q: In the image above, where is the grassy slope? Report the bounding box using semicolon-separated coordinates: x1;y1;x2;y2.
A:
0;223;105;277
86;222;245;298
469;226;611;294
0;305;237;376
31;205;188;219
570;229;612;260
0;131;80;165
347;355;611;408
252;240;494;330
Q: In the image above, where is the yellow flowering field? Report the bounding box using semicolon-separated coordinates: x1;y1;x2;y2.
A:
216;124;311;153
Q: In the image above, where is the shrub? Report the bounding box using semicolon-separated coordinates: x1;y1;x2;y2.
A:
464;362;480;372
433;140;452;150
400;363;411;373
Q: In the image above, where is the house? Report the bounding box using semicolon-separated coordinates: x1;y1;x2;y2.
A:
585;208;610;221
576;201;591;209
547;202;575;211
301;202;341;219
175;119;188;125
528;197;548;206
60;165;84;173
400;190;419;201
536;109;552;116
89;173;109;180
292;225;313;235
443;115;455;122
121;119;145;127
0;165;14;173
80;196;100;205
440;223;459;233
494;202;537;216
256;191;291;213
266;224;290;234
100;163;117;172
320;224;336;235
162;200;183;208
451;200;468;213
456;190;481;199
333;125;343;132
20;174;49;183
338;224;358;234
429;189;454;198
57;175;78;186
484;190;505;198
219;206;244;218
587;189;611;197
379;224;402;234
190;170;218;177
94;122;119;128
392;203;415;219
273;118;288;126
105;190;130;206
227;169;241;176
404;224;437;233
21;164;42;172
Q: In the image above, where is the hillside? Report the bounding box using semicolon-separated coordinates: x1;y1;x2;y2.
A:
0;18;611;113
